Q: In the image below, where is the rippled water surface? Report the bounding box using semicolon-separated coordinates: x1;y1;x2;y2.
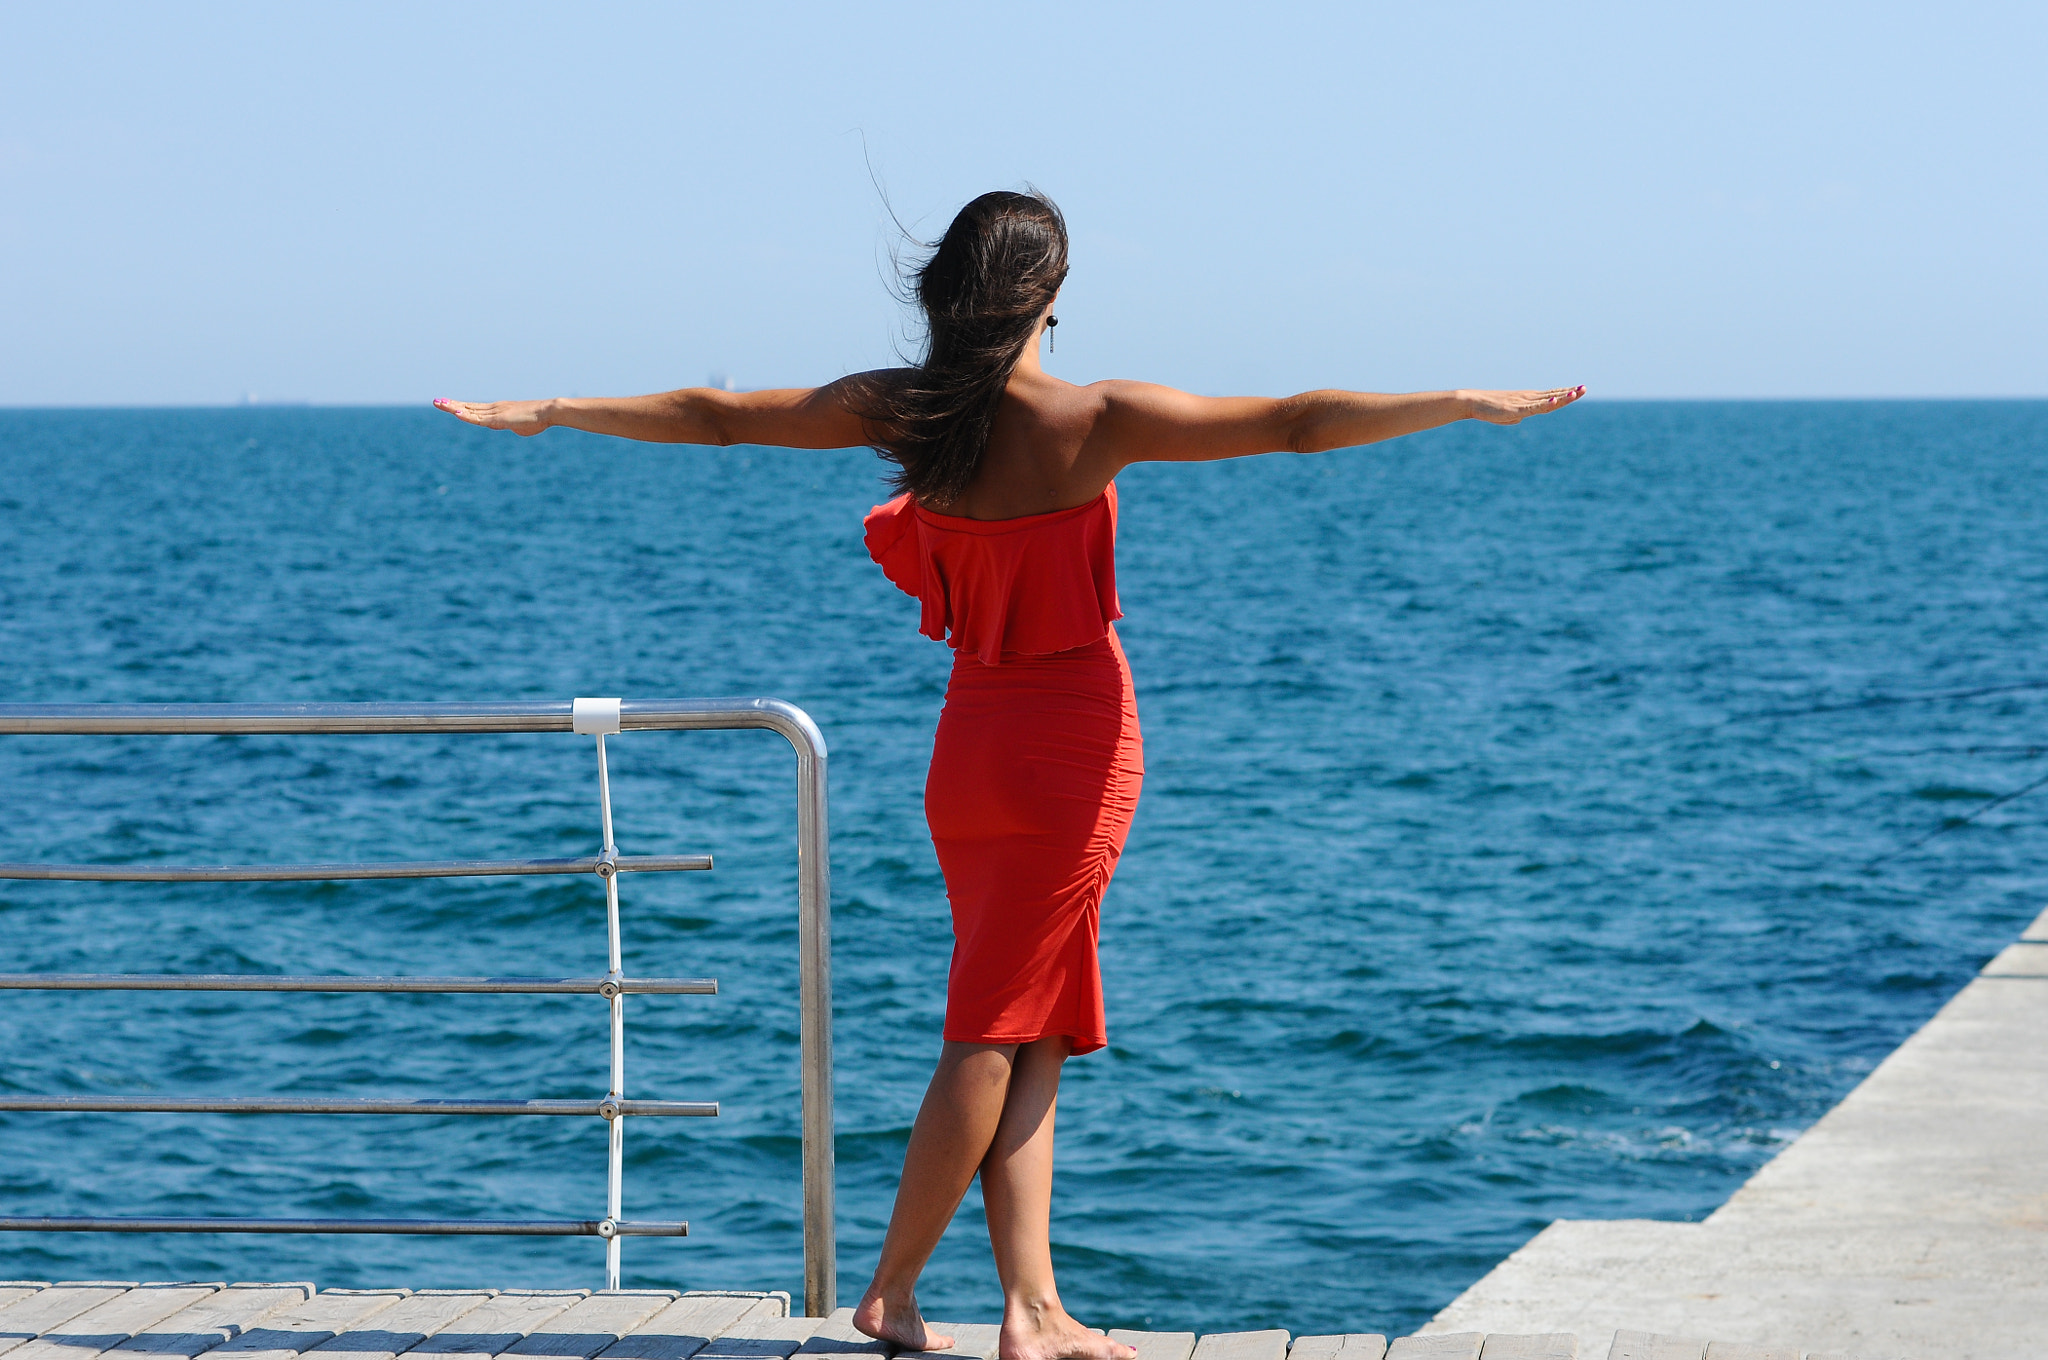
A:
1;403;2044;1334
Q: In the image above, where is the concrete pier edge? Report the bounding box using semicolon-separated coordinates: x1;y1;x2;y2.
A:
1423;904;2048;1359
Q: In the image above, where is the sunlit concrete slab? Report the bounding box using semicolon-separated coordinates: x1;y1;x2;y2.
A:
1427;906;2048;1359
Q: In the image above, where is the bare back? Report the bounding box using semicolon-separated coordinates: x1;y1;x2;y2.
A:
938;372;1114;521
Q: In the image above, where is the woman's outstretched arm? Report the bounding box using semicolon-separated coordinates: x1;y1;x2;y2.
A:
433;371;898;450
1090;383;1584;467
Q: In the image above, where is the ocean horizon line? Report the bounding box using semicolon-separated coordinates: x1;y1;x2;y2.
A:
4;393;2047;412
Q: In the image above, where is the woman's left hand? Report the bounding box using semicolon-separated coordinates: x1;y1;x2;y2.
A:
434;398;554;435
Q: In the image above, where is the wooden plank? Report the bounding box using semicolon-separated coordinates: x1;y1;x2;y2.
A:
791;1309;885;1360
1192;1333;1288;1360
1478;1337;1576;1360
409;1292;588;1360
598;1294;782;1360
1106;1332;1197;1360
0;1297;47;1326
699;1317;817;1344
0;1287;145;1360
1385;1338;1482;1360
501;1295;674;1360
602;1296;787;1360
1606;1335;1705;1360
1699;1347;1795;1360
305;1290;496;1360
209;1290;410;1360
680;1297;784;1323
9;1286;224;1360
688;1314;823;1360
895;1322;1000;1360
112;1286;313;1358
1288;1339;1386;1360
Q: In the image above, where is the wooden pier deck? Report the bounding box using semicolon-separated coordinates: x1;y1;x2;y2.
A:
0;1280;1888;1360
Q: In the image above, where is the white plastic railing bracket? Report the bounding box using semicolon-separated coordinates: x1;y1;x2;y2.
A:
572;697;622;735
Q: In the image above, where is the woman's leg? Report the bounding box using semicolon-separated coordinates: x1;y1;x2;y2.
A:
854;1040;1020;1349
982;1037;1136;1360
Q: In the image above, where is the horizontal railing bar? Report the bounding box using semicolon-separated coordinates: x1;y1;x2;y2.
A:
0;1216;687;1236
608;1099;715;1117
0;854;710;882
0;974;716;995
0;1097;717;1117
0;699;827;754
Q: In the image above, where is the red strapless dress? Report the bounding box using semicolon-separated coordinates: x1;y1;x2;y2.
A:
864;483;1142;1055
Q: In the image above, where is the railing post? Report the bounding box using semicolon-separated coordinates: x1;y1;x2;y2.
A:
577;699;630;1292
795;736;836;1316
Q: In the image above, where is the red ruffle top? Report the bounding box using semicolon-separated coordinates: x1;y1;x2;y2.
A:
863;483;1123;664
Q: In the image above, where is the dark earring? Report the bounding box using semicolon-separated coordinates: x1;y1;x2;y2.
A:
1046;315;1059;352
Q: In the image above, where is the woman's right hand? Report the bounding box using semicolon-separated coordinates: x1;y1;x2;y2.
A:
434;397;554;435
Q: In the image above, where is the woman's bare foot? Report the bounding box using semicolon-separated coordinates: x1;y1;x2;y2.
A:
852;1286;953;1352
998;1300;1136;1360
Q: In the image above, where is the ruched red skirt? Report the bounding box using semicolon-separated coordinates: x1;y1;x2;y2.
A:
925;629;1143;1055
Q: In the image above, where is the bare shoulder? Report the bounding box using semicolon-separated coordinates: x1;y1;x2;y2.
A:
794;366;912;419
1088;378;1190;419
710;367;911;449
1076;379;1198;448
1078;379;1291;467
831;367;915;399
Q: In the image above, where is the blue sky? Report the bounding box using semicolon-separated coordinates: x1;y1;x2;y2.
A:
3;2;2042;403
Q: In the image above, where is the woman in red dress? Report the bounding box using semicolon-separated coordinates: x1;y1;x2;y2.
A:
439;190;1579;1360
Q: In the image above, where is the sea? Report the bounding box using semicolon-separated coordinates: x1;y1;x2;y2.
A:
0;402;2043;1336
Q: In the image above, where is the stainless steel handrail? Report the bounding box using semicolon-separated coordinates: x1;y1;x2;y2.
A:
0;853;712;881
0;974;717;994
0;1096;720;1116
0;1216;689;1236
0;698;835;1314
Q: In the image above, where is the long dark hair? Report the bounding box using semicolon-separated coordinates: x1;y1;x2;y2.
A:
862;189;1069;505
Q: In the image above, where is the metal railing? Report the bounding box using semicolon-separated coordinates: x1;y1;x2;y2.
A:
0;698;835;1314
